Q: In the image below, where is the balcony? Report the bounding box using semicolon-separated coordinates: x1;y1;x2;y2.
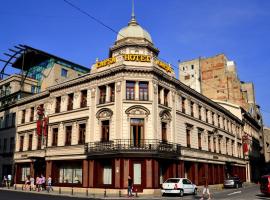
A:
85;139;181;159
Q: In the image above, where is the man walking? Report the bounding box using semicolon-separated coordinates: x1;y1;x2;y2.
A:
47;175;53;192
127;175;133;197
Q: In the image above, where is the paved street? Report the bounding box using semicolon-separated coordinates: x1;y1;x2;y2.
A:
0;184;268;200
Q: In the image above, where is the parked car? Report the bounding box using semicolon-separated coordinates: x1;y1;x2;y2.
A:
161;178;197;197
260;175;270;196
223;176;242;188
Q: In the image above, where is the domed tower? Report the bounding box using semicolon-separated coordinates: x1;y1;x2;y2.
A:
109;9;159;57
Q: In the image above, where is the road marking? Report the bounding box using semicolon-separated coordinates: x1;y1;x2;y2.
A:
227;191;242;196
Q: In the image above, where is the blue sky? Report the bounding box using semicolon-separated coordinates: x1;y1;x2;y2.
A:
1;0;270;126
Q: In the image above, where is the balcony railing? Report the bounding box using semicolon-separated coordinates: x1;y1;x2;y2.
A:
85;139;181;158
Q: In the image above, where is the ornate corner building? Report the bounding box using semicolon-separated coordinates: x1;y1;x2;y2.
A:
9;15;248;194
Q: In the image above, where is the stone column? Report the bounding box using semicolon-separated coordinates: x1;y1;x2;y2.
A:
114;158;121;188
71;122;78;145
194;163;198;185
88;160;94;187
82;160;89;188
160;88;164;104
106;85;110;102
30;162;34;178
146;159;153;188
46;161;52;179
135;81;139;100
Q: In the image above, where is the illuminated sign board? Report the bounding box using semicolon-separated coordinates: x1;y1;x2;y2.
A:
155;60;173;73
96;57;116;68
123;54;151;62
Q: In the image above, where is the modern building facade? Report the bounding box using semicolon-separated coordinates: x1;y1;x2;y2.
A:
0;45;89;180
13;15;247;194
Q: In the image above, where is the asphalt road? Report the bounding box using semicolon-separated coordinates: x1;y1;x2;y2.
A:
0;184;268;200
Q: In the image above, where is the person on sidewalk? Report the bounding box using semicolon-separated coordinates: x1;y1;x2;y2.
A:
2;176;7;187
47;175;53;193
7;174;12;188
127;175;133;197
30;176;35;191
24;175;30;191
36;176;41;192
200;182;212;200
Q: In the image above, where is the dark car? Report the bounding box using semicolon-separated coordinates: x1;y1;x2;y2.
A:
224;176;242;188
260;175;270;196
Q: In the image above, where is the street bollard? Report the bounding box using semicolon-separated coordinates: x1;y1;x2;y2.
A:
59;187;61;194
22;185;23;191
104;189;107;197
135;188;138;197
86;188;88;196
71;187;74;195
119;190;121;197
14;184;17;190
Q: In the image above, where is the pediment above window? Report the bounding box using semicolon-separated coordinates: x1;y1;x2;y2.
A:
96;108;113;120
125;105;150;117
159;109;172;122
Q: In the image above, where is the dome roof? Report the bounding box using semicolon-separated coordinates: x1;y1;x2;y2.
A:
116;17;152;43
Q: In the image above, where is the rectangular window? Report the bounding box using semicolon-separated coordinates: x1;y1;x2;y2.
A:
5;114;9;128
78;124;86;144
55;96;61;113
208;136;211;152
206;109;209;123
65;126;72;146
198;106;202;120
161;122;167;143
19;136;24;151
52;128;58;147
190;101;194;117
218;115;220;128
80;90;87;108
99;86;106;104
164;89;169;106
61;68;68;77
103;165;112;185
10;137;14;152
21;110;26;124
191;64;194;70
30;107;34;122
11;113;16;127
59;163;82;184
109;83;115;102
126;81;135;100
213;138;216;153
31;85;35;93
37;135;42;150
198;132;202;150
20;166;30;181
182;97;186;114
67;93;74;111
3;138;7;153
139;82;148;101
212;113;215;125
218;138;221;153
28;134;33;151
0;117;3;128
186;129;191;148
101;120;109;142
226;138;228;155
231;140;234;155
158;86;162;104
133;163;142;185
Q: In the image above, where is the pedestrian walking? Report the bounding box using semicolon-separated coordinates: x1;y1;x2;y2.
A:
36;176;41;192
47;175;53;192
7;174;12;188
127;175;133;197
41;174;46;191
200;182;212;200
2;176;7;187
30;176;35;191
24;175;30;191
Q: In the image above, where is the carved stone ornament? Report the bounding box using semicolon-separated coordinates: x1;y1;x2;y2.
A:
96;108;113;120
91;88;96;98
153;83;158;94
125;105;150;117
116;82;121;92
159;110;172;122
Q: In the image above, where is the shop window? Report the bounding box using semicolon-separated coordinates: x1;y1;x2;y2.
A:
103;165;112;185
28;134;33;151
186;129;191;148
78;124;86;145
21;110;26;123
55;97;61;113
109;83;115;102
30;107;34;122
101;121;109;142
80;90;87;108
59;163;82;184
133;163;142;184
139;82;148;101
19;136;24;151
65;126;72;146
99;86;106;104
126;81;135;100
52;128;58;147
67;93;74;111
20;166;30;181
61;68;68;78
161;122;167;143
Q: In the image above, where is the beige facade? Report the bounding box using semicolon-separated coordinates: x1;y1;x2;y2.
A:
263;127;270;163
13;15;247;194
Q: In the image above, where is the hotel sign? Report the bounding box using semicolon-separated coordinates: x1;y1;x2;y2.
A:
96;57;116;68
155;60;173;73
123;54;151;62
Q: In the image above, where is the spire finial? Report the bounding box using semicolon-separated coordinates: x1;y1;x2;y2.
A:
129;0;137;25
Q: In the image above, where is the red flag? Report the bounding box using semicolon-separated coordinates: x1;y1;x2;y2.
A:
37;120;42;136
43;117;48;136
243;143;248;153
